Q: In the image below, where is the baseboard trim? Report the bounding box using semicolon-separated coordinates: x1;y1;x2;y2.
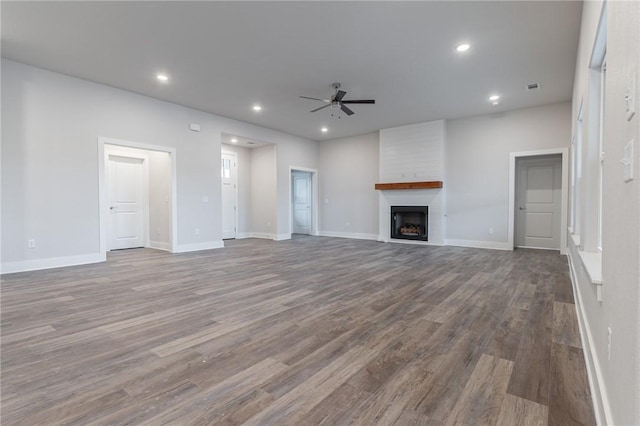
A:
445;239;511;251
318;231;379;241
567;250;612;426
232;233;288;241
174;241;224;253
247;232;277;240
1;252;105;275
149;241;171;252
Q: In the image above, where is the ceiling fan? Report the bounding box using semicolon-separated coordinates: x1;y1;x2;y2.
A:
300;83;375;116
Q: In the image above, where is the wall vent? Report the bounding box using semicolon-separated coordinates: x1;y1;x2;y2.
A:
526;82;540;90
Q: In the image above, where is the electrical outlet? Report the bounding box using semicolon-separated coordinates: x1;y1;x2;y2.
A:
346;221;350;227
27;239;36;249
156;227;161;236
488;227;494;235
195;228;200;235
607;327;612;361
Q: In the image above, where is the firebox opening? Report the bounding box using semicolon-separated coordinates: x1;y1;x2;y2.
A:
391;206;429;241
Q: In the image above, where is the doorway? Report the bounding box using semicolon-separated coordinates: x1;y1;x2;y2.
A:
106;153;148;250
508;148;568;253
98;137;177;259
221;151;238;239
289;167;318;237
292;171;312;235
515;155;562;249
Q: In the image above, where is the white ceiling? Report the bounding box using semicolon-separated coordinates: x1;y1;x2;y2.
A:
1;1;582;141
222;133;271;149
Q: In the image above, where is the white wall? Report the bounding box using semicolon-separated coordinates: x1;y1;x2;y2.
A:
148;150;172;249
203;127;317;241
445;102;571;247
221;143;252;237
274;138;318;239
250;144;277;238
1;60;316;271
317;132;379;239
568;1;640;424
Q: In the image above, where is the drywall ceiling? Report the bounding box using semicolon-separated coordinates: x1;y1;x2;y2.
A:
1;1;582;141
222;133;271;149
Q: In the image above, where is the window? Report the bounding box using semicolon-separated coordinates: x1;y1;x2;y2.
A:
221;158;231;179
584;4;606;254
573;104;584;237
597;59;606;251
570;138;575;231
573;4;606;289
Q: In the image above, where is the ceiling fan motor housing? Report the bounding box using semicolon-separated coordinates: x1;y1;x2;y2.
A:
300;82;375;116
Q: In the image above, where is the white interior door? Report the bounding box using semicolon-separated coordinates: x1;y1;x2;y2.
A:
516;156;562;249
292;171;312;235
107;155;145;250
221;152;237;239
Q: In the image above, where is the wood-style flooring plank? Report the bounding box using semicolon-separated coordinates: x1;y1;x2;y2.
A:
444;354;514;426
0;238;594;425
548;343;596;426
552;301;582;348
496;393;549;426
243;345;378;425
506;291;554;405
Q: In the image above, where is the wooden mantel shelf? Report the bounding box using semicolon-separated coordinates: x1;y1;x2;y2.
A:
374;181;443;190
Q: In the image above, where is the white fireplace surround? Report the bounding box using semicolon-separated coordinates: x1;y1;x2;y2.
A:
378;189;444;244
378;120;445;245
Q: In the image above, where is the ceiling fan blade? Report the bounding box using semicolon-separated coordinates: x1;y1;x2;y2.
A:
341;99;376;104
340;104;355;116
300;96;330;102
310;104;331;113
334;90;347;101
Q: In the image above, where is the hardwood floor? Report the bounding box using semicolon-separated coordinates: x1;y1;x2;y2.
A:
1;236;595;425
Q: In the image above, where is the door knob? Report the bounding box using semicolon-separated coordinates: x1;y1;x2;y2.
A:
519;206;527;210
110;206;117;210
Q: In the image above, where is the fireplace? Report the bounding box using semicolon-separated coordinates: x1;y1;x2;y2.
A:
391;206;429;241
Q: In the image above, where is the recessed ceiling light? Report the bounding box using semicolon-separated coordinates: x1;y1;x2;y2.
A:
230;138;238;143
492;101;500;106
321;127;328;133
252;105;262;112
456;43;471;52
156;73;169;82
488;95;500;102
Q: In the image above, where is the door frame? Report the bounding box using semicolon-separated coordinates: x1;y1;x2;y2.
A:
106;148;150;250
98;137;178;259
515;156;562;250
291;170;313;235
288;166;319;237
221;150;239;239
508;148;568;254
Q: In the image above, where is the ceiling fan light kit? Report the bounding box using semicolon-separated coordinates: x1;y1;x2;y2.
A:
300;82;375;118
